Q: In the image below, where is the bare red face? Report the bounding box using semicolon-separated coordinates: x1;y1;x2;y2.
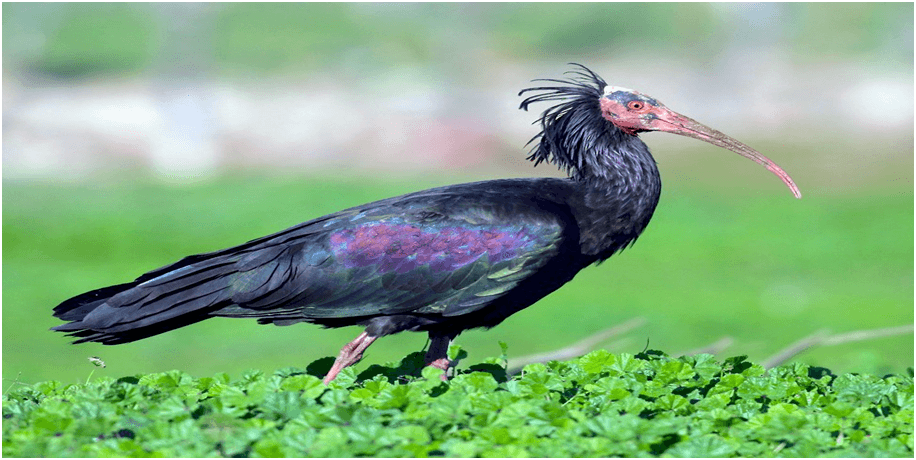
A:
600;86;802;199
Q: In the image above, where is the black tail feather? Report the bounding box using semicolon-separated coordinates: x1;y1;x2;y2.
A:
61;306;222;345
51;256;238;344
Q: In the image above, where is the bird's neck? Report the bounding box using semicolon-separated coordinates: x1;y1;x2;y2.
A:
568;134;662;261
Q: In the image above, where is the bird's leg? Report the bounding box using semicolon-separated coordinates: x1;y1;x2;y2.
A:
424;333;456;381
323;331;377;384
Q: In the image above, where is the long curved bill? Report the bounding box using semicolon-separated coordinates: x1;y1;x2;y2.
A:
657;109;802;199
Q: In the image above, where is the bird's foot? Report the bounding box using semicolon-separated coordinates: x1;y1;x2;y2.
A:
424;333;458;381
323;332;377;384
426;357;453;381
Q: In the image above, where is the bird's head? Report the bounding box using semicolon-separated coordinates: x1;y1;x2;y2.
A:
598;86;672;136
599;85;801;198
520;64;801;199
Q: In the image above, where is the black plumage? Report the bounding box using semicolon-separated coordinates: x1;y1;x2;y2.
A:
53;64;800;383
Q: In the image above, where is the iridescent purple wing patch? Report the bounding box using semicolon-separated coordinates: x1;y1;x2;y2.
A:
329;220;540;274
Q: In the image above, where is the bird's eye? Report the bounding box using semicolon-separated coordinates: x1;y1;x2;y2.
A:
627;101;645;111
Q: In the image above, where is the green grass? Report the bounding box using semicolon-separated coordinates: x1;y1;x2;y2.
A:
3;168;912;387
3;351;913;457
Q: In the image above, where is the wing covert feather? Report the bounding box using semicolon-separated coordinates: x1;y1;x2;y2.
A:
215;197;567;320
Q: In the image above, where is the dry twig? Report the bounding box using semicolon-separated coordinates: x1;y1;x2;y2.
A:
507;317;646;374
762;324;914;369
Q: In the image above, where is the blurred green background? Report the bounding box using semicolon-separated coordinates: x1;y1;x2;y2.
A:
3;3;912;386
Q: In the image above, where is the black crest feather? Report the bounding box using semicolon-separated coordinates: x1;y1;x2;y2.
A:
519;63;620;180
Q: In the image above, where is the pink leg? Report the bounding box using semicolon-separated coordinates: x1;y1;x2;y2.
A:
323;331;377;384
424;334;454;381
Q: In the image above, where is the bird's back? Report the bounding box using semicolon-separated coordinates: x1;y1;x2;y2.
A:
53;178;590;343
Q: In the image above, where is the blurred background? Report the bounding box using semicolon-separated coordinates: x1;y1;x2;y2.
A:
4;3;913;385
